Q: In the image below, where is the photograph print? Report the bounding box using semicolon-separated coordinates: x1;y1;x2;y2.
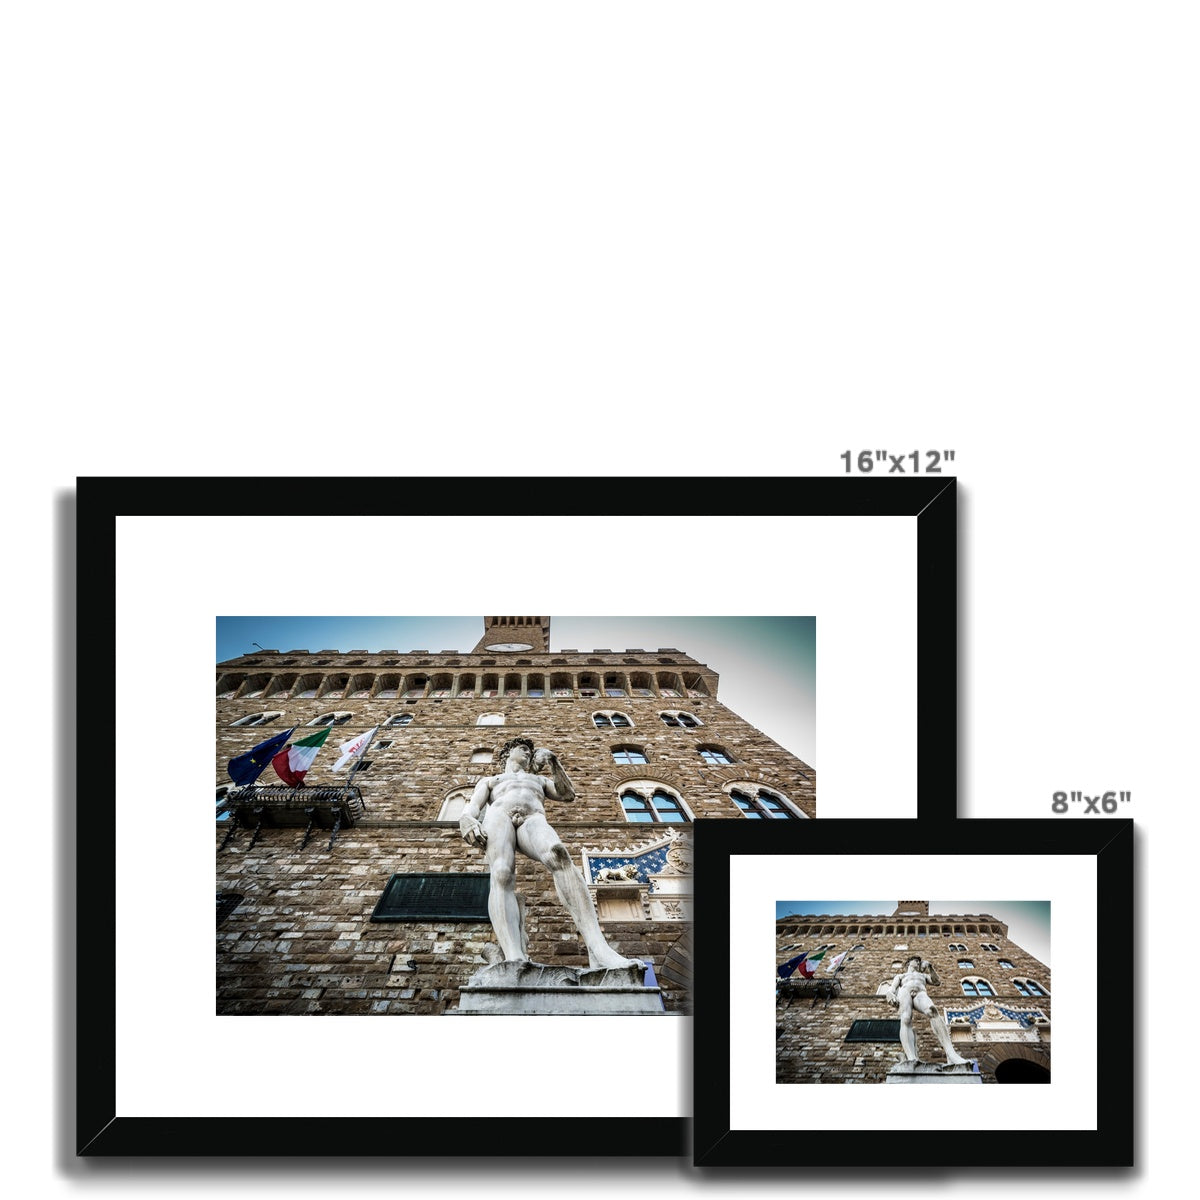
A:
775;899;1052;1085
216;614;816;1018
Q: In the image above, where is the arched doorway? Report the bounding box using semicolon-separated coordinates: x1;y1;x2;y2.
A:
994;1056;1050;1083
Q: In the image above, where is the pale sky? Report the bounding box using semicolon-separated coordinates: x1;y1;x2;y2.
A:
216;615;817;767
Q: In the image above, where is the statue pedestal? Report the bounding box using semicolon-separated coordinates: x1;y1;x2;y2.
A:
885;1060;981;1084
454;960;666;1015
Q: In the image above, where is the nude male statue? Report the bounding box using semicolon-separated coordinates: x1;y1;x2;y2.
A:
885;956;971;1065
459;737;642;971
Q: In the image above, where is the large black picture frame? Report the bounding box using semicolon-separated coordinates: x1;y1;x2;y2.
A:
75;475;956;1156
691;818;1134;1168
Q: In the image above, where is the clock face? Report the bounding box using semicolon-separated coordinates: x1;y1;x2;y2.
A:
488;642;533;652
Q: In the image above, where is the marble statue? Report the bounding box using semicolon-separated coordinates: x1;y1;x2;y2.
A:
459;737;642;971
885;956;971;1065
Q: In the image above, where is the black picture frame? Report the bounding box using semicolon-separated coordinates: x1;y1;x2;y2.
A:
75;475;956;1157
691;818;1134;1168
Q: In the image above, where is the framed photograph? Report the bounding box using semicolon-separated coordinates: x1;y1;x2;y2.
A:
691;818;1133;1167
77;476;955;1155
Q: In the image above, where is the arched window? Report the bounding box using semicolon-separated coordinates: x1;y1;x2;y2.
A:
592;711;631;729
307;711;352;726
660;710;700;728
612;746;648;765
949;943;967;953
477;713;505;726
1014;978;1048;997
698;746;734;766
230;711;284;727
386;713;413;727
603;673;627;697
437;789;473;822
980;942;1000;952
962;976;994;996
619;786;691;824
958;959;974;969
999;959;1014;969
728;787;807;819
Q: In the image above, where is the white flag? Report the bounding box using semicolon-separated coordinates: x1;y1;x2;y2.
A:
333;726;377;771
825;951;847;973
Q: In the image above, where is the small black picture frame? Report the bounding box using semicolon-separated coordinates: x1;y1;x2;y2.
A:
76;475;956;1156
691;818;1133;1168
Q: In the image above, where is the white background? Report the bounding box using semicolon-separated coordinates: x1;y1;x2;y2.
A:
7;1;1193;1195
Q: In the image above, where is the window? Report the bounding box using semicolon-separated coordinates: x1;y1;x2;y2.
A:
593;711;631;729
962;976;994;996
620;788;690;824
949;943;967;952
216;786;233;822
999;959;1014;969
981;942;1000;952
961;980;977;996
438;791;472;821
698;747;733;766
958;959;974;969
308;711;352;726
470;749;493;764
1014;978;1048;997
730;788;806;819
660;710;699;728
231;711;283;727
612;747;648;765
477;713;505;726
386;713;413;727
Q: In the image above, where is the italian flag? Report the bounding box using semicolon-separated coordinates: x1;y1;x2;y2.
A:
271;727;332;786
796;947;827;978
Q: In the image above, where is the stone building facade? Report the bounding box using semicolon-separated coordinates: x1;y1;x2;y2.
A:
216;616;816;1015
776;900;1051;1083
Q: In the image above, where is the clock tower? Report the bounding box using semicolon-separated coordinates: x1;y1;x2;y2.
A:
473;615;551;654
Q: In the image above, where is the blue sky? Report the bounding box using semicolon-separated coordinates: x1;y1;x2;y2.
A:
217;615;817;766
775;899;1051;966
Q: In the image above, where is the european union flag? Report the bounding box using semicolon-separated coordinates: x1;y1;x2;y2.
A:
227;728;294;786
778;952;808;980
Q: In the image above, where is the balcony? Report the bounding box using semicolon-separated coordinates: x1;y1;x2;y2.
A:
218;784;365;851
776;977;843;1008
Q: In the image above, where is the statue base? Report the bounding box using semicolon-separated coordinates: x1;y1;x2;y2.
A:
885;1060;981;1084
454;959;665;1015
